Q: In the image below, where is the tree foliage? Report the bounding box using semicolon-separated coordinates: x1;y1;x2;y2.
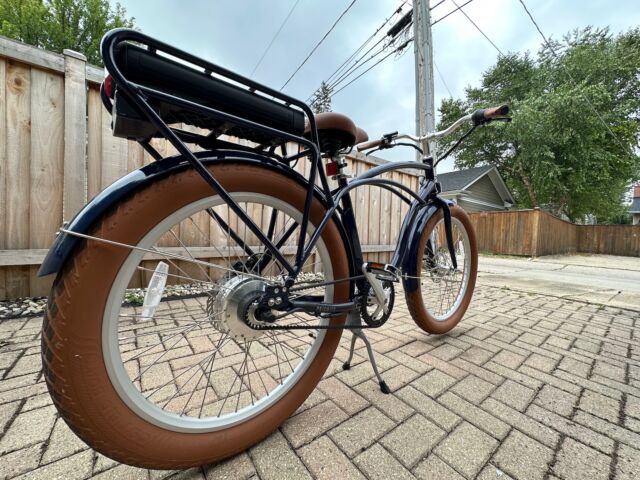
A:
0;0;134;65
438;27;640;222
310;81;333;114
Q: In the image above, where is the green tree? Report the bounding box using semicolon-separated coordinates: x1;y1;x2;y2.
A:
310;81;333;114
438;27;640;222
0;0;134;65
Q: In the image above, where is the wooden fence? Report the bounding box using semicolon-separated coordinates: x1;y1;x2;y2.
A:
468;208;640;258
0;37;637;300
0;36;422;299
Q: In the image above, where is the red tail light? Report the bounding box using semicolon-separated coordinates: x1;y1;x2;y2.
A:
103;74;114;98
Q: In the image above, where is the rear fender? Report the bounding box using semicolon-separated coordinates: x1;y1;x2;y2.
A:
38;150;354;279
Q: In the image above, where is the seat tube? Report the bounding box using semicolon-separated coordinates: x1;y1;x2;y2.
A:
336;172;364;268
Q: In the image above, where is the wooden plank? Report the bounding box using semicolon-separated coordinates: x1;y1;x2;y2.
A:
0;59;6;299
100;106;128;189
379;171;391;263
354;160;366;246
367;176;380;262
87;87;103;199
86;64;103;84
389;171;402;261
62;50;87;220
0;249;50;266
127;141;145;171
0;36;64;74
0;244;390;263
5;61;31;298
531;209;540;256
29;68;64;295
577;225;640;257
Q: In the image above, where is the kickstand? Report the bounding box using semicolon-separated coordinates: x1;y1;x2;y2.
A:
342;312;391;394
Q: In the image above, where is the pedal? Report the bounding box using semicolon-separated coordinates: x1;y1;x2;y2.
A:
363;262;399;282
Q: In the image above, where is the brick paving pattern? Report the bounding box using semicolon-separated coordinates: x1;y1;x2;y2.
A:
1;283;639;479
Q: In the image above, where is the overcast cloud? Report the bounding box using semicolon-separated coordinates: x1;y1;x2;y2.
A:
118;0;640;171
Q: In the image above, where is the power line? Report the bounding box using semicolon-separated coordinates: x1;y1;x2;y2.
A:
434;59;453;97
333;39;413;96
327;8;414;91
317;0;477;99
310;1;410;101
431;0;474;26
250;0;302;78
450;0;504;56
328;40;389;90
280;0;358;91
516;0;629;155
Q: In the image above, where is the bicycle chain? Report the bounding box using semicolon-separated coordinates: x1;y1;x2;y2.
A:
241;279;370;331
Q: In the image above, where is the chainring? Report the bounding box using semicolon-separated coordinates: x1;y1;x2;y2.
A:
359;279;395;328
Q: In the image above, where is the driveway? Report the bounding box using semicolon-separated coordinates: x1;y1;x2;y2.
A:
0;255;639;479
478;254;640;311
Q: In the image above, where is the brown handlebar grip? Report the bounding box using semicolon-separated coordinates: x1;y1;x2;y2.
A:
483;104;510;119
356;138;384;152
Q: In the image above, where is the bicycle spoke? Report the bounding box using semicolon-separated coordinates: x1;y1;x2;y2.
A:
109;193;332;427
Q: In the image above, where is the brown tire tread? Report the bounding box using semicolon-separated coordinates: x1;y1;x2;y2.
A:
41;163;349;468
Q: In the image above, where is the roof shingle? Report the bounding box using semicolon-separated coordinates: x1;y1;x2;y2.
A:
437;165;493;192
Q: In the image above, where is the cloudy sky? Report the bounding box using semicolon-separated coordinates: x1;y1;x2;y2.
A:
118;0;639;171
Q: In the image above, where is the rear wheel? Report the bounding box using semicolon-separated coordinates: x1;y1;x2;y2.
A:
405;205;477;334
41;163;349;468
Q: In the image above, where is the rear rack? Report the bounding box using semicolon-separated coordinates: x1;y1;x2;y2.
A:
100;28;321;158
99;28;334;285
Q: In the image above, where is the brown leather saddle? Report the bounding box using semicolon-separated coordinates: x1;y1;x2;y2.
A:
304;112;368;154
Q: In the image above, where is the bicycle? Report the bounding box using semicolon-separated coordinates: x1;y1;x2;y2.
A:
38;28;510;468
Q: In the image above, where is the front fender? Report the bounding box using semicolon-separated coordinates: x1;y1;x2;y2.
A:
400;199;454;293
38;150;343;277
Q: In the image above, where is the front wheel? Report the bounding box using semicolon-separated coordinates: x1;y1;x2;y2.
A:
405;205;478;334
41;163;349;468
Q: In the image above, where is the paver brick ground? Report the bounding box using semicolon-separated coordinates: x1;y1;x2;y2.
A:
1;283;640;479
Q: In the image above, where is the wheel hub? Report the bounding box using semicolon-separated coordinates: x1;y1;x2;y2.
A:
207;276;269;341
428;252;453;280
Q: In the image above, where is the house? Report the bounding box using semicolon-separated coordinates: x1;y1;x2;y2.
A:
438;165;515;212
631;185;640;225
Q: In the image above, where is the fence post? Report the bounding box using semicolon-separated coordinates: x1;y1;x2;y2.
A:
531;207;541;257
62;49;87;221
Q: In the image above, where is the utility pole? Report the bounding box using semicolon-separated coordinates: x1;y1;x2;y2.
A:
413;0;436;159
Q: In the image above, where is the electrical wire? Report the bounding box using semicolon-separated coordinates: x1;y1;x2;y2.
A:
307;1;419;102
328;10;415;91
516;0;629;155
325;2;407;86
313;0;479;98
333;38;413;96
431;0;474;26
328;40;389;90
280;0;358;91
250;0;302;78
450;0;504;56
434;59;453;97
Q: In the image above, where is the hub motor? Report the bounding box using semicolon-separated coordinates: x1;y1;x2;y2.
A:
206;276;270;341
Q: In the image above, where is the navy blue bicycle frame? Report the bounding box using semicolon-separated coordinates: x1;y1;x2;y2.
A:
101;29;440;290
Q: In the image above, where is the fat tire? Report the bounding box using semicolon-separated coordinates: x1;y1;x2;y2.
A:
41;163;349;468
405;205;478;334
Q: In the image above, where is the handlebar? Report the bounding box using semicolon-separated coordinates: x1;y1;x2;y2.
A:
356;138;385;152
356;104;510;152
471;104;510;125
